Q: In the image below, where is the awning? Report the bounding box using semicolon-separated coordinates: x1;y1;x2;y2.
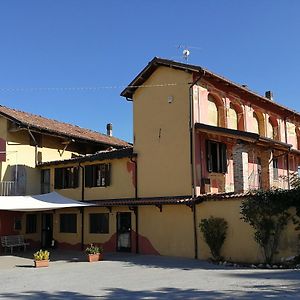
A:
0;192;93;211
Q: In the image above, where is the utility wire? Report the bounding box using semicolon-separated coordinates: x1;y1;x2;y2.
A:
0;82;190;93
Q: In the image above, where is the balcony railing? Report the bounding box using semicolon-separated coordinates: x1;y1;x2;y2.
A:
0;181;16;196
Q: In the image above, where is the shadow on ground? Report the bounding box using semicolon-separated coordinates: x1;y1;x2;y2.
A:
1;285;300;300
224;270;300;281
105;253;225;270
101;285;300;299
0;291;97;299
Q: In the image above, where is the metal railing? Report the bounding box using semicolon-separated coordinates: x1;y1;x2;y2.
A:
0;181;16;196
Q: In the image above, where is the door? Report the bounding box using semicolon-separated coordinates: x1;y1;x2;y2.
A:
41;213;53;249
117;212;131;252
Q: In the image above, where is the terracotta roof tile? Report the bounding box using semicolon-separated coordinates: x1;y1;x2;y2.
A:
38;147;135;167
0;105;130;147
87;192;250;207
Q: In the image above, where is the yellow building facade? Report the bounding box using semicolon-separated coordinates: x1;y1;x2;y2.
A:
1;58;300;263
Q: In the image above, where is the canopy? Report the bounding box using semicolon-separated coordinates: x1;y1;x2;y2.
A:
0;192;94;211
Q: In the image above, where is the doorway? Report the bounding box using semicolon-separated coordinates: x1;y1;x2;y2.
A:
117;212;131;252
41;213;53;249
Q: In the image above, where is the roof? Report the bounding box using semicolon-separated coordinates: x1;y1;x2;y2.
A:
88;192;250;207
121;57;299;120
196;123;294;152
0;105;130;147
90;195;194;207
38;147;135;167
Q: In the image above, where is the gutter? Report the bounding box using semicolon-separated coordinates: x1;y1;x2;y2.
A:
189;71;204;260
27;128;39;167
79;162;85;250
284;118;291;189
130;155;139;253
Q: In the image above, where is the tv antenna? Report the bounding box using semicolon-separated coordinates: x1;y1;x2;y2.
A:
177;45;202;62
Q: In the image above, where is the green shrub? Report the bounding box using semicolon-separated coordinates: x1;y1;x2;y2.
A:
199;217;228;261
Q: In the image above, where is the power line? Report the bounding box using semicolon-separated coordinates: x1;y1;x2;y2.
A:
0;82;189;93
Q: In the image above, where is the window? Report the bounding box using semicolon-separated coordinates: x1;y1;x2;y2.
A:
60;214;77;233
14;218;21;231
41;169;50;194
54;167;79;189
85;164;111;187
26;214;37;233
273;158;279;180
206;141;227;173
89;213;109;234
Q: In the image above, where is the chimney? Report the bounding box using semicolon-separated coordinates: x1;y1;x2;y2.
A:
106;123;112;136
265;91;273;101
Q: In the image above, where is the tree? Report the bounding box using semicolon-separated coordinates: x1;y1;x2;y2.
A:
240;189;294;264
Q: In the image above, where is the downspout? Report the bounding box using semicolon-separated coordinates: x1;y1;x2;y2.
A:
130;155;139;253
28;128;38;166
284;118;291;189
189;71;204;260
79;163;85;250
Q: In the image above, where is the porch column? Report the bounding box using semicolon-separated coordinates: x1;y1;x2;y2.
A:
233;142;249;193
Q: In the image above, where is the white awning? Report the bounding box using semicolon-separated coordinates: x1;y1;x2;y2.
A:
0;192;94;211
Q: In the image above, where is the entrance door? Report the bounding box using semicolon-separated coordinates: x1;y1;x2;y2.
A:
117;212;131;252
41;213;53;249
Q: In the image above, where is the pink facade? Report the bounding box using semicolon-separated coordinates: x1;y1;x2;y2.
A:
193;79;300;195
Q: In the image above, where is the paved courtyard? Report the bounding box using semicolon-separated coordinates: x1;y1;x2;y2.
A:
0;250;300;299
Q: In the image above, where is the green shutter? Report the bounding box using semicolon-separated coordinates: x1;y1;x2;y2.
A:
73;167;79;188
206;141;212;172
85;165;93;187
105;164;111;186
54;168;63;189
220;143;227;173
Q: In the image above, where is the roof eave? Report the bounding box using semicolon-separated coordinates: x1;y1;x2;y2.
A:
121;57;299;119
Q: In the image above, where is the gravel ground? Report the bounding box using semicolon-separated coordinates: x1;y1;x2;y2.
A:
0;251;300;299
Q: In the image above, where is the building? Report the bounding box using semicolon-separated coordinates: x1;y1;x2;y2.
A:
1;57;300;262
0;105;129;247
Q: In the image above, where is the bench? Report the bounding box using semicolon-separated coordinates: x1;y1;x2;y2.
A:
1;235;30;254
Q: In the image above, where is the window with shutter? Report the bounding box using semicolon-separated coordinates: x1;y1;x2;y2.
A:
54;167;79;189
84;163;111;187
206;140;227;173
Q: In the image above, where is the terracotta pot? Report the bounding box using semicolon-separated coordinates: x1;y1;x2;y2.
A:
34;260;49;268
88;253;103;262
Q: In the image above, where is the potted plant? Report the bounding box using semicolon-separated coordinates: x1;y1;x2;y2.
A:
85;244;103;262
33;249;50;268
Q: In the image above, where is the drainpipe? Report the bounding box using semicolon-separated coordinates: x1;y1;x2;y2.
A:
130;155;139;253
27;129;38;166
284;118;291;189
79;163;85;250
189;71;204;260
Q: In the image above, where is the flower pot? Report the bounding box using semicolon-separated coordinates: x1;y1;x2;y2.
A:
87;253;103;262
34;259;49;268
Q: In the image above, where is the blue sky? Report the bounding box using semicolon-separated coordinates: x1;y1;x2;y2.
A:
0;1;299;142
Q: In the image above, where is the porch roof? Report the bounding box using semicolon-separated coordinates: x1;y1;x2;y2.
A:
89;192;250;207
0;191;93;211
195;123;293;152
